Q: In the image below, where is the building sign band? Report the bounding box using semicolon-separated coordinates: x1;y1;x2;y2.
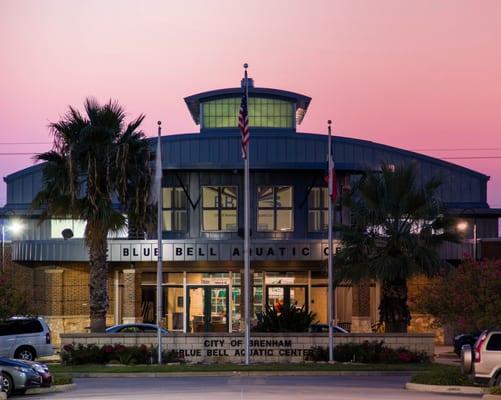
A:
107;240;341;262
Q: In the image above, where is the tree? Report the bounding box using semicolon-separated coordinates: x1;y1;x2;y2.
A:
0;275;31;320
32;98;152;332
414;259;501;332
334;164;458;332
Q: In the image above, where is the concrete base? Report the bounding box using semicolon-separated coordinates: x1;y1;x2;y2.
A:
405;382;484;395
350;317;372;333
61;332;436;364
0;391;6;400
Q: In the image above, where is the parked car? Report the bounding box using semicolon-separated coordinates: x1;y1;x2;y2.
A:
454;332;480;356
105;323;168;334
308;324;349;334
20;361;52;387
0;357;41;396
0;371;7;396
0;317;54;361
461;329;501;386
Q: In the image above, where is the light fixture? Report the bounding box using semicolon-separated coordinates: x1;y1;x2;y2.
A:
457;221;468;232
8;219;25;236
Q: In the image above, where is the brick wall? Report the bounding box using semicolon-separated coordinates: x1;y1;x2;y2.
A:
2;246;34;311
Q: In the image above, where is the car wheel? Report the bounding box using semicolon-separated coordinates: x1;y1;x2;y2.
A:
495;373;501;387
2;372;13;396
14;346;36;361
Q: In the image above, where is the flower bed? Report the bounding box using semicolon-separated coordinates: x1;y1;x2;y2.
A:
61;343;183;365
306;341;430;363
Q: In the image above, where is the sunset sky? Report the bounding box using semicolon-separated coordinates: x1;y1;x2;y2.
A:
1;0;500;209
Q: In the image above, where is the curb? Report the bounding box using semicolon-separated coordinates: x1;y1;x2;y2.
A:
405;382;484;395
0;392;6;400
70;370;417;378
26;384;76;395
483;395;501;400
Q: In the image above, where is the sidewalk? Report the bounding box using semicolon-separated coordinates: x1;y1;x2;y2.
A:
434;346;461;366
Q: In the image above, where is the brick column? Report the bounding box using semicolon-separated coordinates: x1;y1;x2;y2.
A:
351;282;372;333
122;269;142;323
44;269;64;315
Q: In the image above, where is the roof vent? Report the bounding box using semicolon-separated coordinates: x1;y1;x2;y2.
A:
240;78;254;89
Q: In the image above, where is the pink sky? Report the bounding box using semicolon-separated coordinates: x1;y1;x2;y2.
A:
0;0;500;210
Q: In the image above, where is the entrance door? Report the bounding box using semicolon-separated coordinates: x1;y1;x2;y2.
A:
266;285;308;312
187;286;229;333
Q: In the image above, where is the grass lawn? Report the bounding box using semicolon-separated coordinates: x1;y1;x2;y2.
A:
49;362;435;374
410;365;475;386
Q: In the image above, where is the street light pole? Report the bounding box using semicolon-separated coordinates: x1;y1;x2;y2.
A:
458;208;479;261
473;219;477;261
1;223;4;274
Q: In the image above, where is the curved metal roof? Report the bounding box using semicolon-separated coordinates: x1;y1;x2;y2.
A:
184;86;312;125
2;130;492;211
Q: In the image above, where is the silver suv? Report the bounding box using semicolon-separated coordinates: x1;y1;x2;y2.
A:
462;329;501;386
0;317;54;361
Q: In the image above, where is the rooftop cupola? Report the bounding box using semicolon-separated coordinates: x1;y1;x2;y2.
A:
184;80;311;132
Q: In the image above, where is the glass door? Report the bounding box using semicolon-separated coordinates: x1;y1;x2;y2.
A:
266;285;308;313
187;286;229;332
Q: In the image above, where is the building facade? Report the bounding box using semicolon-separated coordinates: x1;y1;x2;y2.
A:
1;80;500;342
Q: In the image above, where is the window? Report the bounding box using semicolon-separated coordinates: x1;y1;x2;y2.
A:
257;186;293;231
202;186;237;231
486;334;501;351
51;219;127;238
51;219;86;239
308;187;329;232
0;319;43;336
163;188;187;232
202;97;294;129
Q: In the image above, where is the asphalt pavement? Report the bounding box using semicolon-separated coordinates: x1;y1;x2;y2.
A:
21;375;482;400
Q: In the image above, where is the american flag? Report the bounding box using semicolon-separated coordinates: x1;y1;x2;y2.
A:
238;91;250;159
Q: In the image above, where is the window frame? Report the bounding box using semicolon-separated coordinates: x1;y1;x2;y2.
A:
201;97;294;129
201;186;238;232
162;187;188;233
257;185;294;232
307;187;329;232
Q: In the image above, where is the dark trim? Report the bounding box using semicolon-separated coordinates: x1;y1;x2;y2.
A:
173;172;198;210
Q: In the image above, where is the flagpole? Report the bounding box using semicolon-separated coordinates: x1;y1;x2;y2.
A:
243;63;251;365
156;121;163;364
327;120;334;363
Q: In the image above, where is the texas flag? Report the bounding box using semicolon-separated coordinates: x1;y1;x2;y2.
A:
323;154;337;202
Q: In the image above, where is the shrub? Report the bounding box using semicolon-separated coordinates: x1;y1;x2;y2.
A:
305;341;430;363
490;386;501;395
253;303;317;332
411;366;472;386
0;276;32;319
414;259;501;332
136;345;182;364
61;343;153;365
53;375;73;385
307;346;329;362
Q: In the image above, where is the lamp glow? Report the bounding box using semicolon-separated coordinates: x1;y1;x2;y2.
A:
457;221;468;231
8;220;25;236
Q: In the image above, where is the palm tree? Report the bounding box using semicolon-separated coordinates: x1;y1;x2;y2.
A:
334;164;458;332
32;98;152;332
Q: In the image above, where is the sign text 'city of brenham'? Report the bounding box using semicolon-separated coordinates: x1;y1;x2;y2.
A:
107;240;341;262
